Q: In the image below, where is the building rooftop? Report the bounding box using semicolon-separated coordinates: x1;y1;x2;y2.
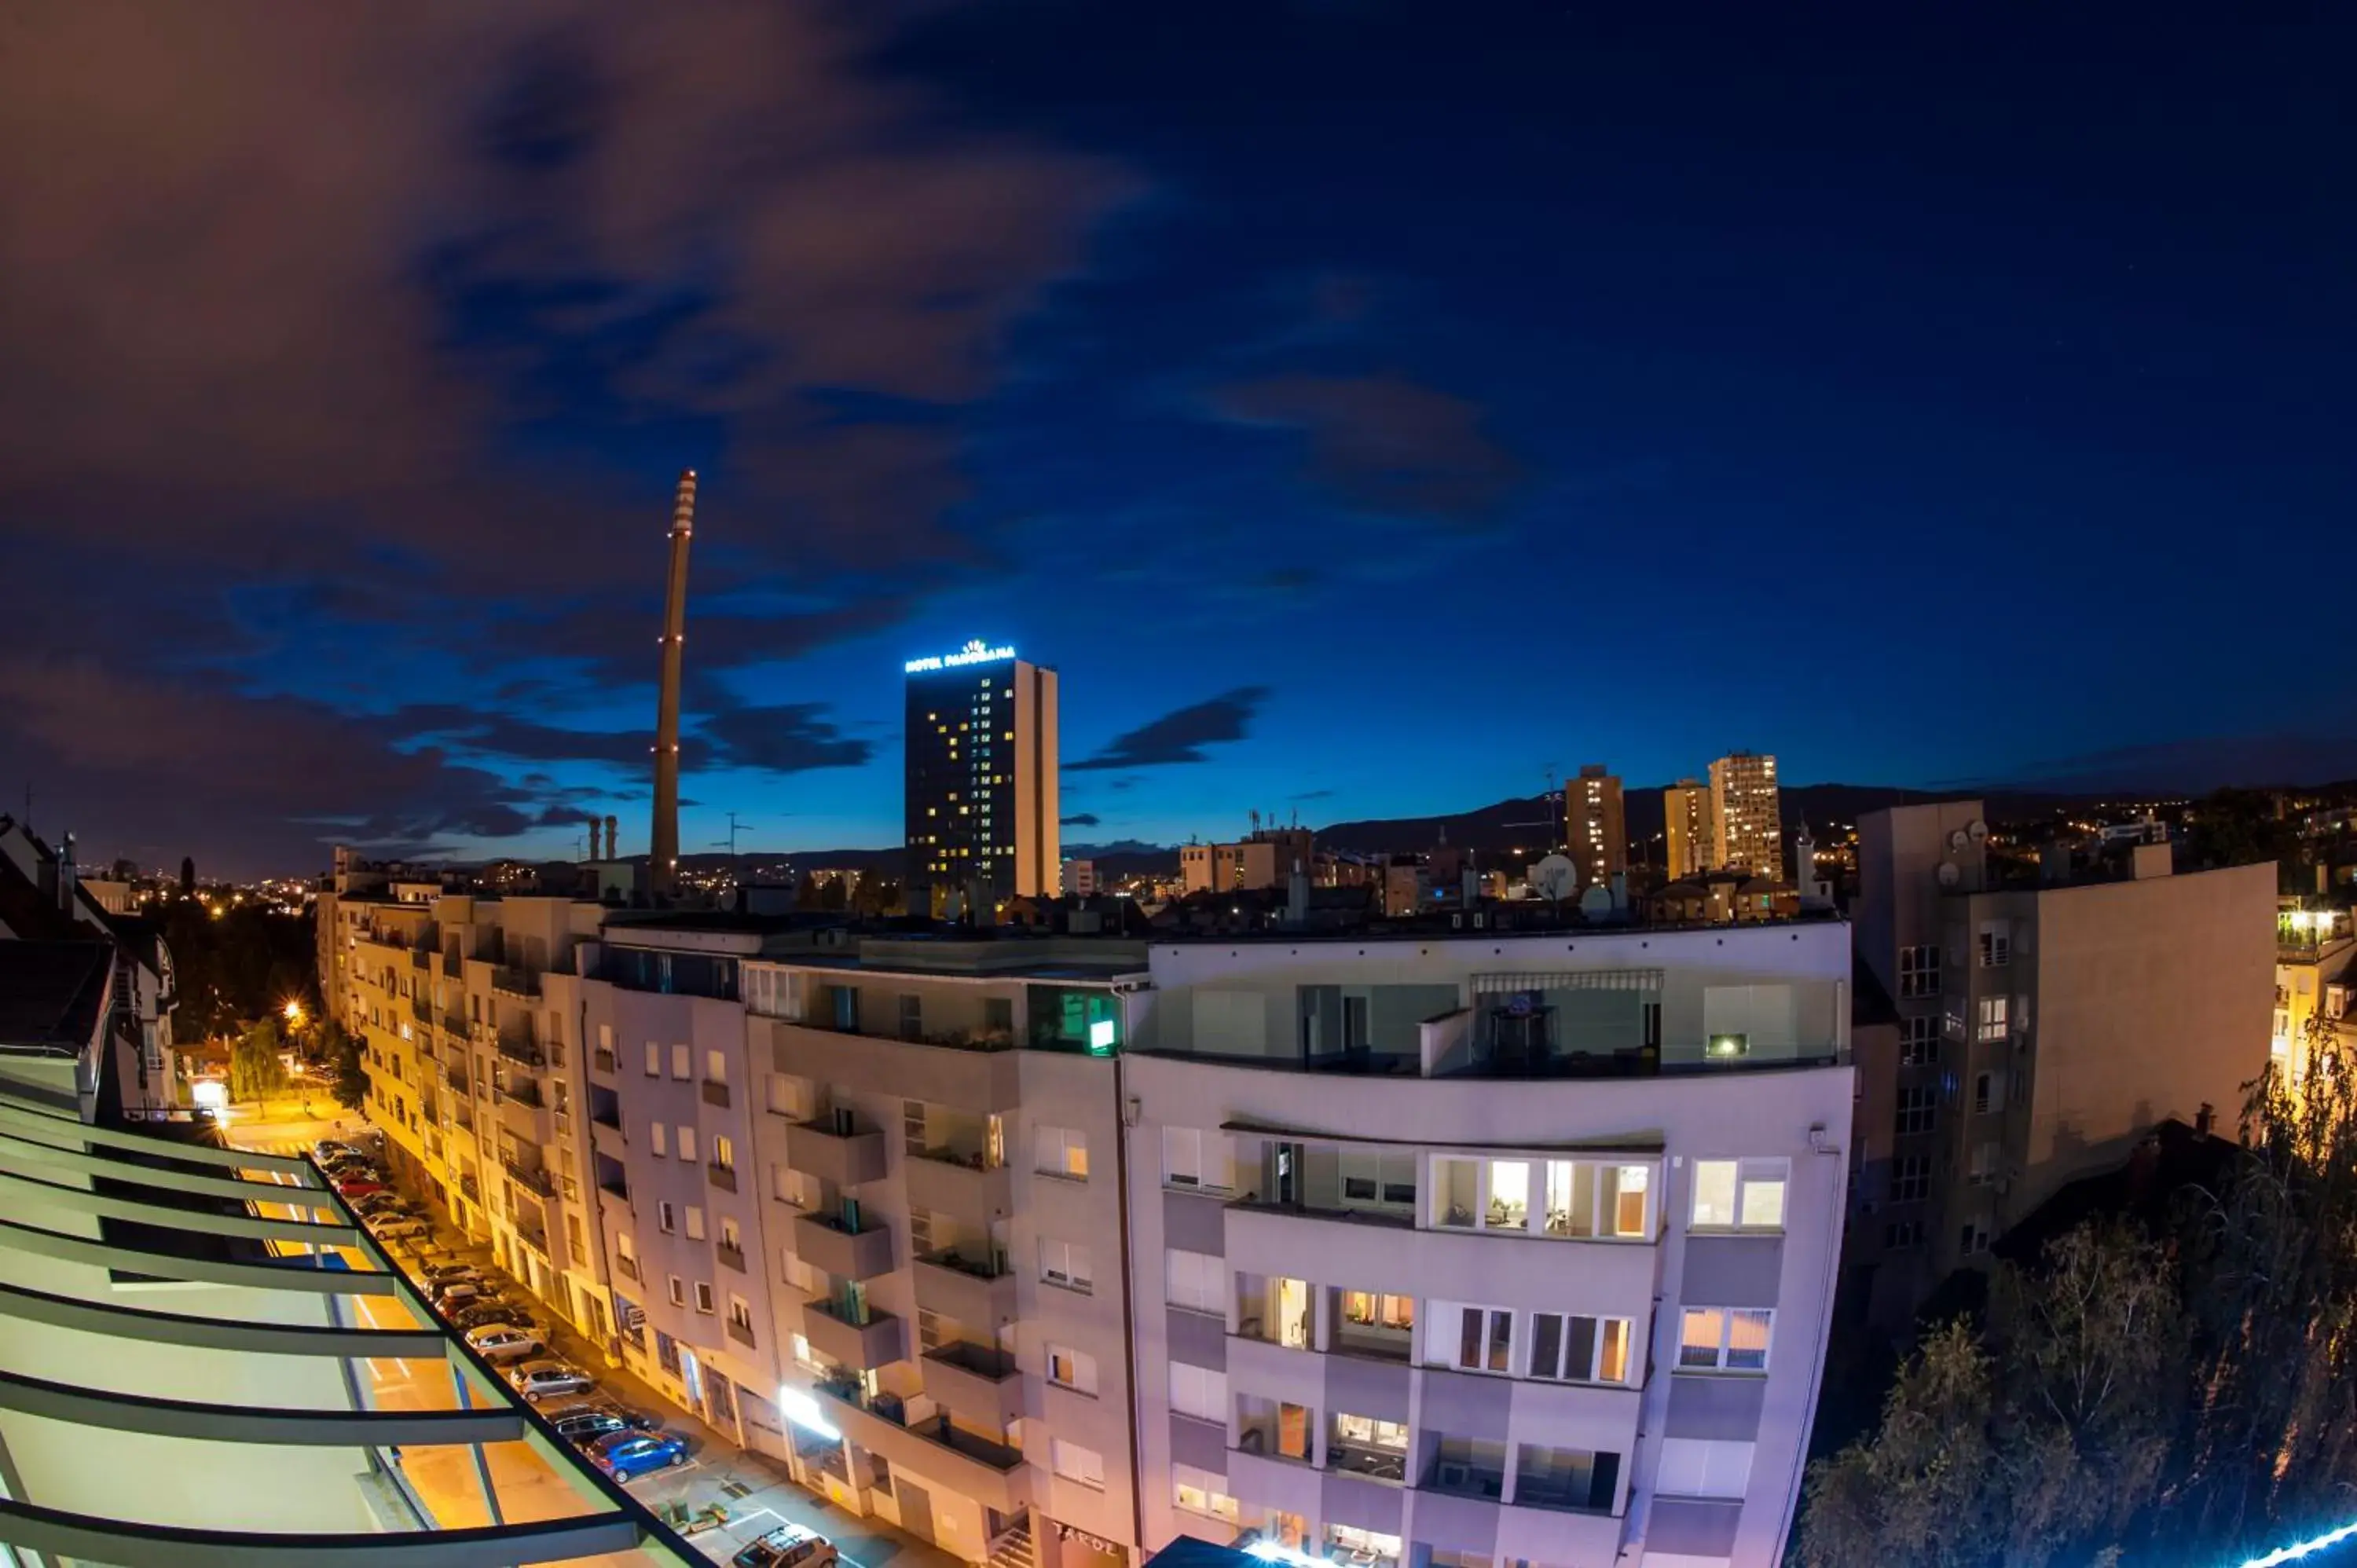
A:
0;940;114;1056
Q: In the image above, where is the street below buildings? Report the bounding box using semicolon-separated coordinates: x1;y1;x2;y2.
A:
226;1110;962;1568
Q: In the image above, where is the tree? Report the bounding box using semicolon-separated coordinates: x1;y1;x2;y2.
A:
180;855;196;895
228;1017;288;1103
323;1020;369;1113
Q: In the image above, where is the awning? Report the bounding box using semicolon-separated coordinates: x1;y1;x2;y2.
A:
1471;969;1663;995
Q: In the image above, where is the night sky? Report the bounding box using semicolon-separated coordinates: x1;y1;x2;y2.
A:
4;3;2352;877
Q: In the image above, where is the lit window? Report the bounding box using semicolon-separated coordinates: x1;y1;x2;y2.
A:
1679;1306;1772;1372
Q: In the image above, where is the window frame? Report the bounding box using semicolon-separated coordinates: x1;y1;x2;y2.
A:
1047;1343;1099;1395
1677;1306;1773;1373
1040;1236;1093;1294
1168;1360;1225;1421
1529;1311;1634;1385
1895;1086;1937;1138
1162;1127;1233;1192
1898;945;1941;998
1034;1123;1089;1181
1166;1247;1223;1314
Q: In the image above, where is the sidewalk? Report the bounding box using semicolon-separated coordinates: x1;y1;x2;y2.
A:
396;1214;962;1568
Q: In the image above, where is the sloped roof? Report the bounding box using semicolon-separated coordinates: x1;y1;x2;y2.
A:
0;940;113;1053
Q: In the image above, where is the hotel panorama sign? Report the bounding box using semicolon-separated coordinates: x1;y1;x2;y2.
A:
904;639;1015;674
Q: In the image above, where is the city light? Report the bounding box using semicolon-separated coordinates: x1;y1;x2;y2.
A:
904;639;1014;674
2238;1519;2357;1568
283;1000;305;1028
776;1387;841;1440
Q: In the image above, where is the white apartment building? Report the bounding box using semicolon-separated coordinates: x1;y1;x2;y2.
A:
1124;924;1854;1568
332;893;1854;1568
1706;754;1781;881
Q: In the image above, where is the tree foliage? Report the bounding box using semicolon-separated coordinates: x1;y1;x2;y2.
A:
323;1020;369;1113
1800;1054;2357;1568
228;1017;288;1102
159;896;316;1041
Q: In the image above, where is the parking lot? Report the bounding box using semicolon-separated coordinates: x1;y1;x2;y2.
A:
241;1118;957;1568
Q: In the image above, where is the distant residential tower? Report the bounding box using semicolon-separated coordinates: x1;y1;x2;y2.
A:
1565;764;1626;891
1710;751;1782;878
1664;778;1715;878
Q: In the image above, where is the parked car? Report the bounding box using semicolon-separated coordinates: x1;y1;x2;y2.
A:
587;1430;689;1481
544;1404;654;1445
464;1327;544;1364
369;1217;427;1241
416;1262;478;1284
351;1192;409;1217
313;1140;361;1162
334;1178;387;1200
509;1361;595;1403
733;1522;838;1568
451;1302;533;1332
434;1283;493;1313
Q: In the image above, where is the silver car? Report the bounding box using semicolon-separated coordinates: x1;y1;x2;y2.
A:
509;1360;594;1403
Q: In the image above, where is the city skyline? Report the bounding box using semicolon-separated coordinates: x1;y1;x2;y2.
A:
4;5;2355;879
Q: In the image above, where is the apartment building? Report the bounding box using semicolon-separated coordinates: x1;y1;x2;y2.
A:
1663;782;1715;881
1182;830;1317;899
744;937;1149;1568
1566;765;1627;892
1706;754;1781;880
2274;904;2355;1090
1853;802;2277;1310
1124;923;1855;1568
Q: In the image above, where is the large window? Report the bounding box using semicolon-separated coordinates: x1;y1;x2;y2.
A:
1530;1313;1632;1384
1452;1305;1513;1374
1656;1438;1754;1499
1900;1015;1939;1066
1689;1160;1787;1230
1896;1086;1936;1138
1050;1438;1105;1489
1515;1444;1620;1512
1898;946;1941;998
1169;1361;1226;1422
1040;1237;1092;1294
1172;1464;1239;1522
1432;1157;1653;1239
1339;1150;1417;1212
1163;1127;1234;1192
1034;1124;1088;1180
1679;1306;1772;1372
1978;920;2011;968
1047;1343;1098;1395
1890;1155;1930;1203
1976;995;2011;1042
1166;1248;1223;1313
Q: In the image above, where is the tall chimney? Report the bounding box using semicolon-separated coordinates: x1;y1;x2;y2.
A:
604;815;618;862
650;470;697;893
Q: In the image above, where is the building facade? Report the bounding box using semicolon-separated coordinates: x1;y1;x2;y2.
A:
1664;782;1715;881
1182;831;1316;899
1706;755;1781;881
905;644;1061;914
1125;924;1855;1568
2274;905;2355;1090
1851;804;2278;1314
1566;765;1627;892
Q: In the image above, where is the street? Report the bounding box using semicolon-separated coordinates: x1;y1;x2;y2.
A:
224;1098;961;1568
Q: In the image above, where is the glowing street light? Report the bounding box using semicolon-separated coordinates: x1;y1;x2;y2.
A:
283;1000;306;1028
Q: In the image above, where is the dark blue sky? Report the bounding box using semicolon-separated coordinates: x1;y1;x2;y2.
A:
1;2;2350;875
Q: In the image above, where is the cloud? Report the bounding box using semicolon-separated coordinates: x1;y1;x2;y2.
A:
1061;813;1102;827
1069;687;1270;771
1288;789;1335;801
699;704;872;776
1213;372;1526;526
0;1;1128;869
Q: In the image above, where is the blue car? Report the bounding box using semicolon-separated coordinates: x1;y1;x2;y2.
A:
589;1430;688;1481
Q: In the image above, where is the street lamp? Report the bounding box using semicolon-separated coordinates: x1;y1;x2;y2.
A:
283;1000;306;1028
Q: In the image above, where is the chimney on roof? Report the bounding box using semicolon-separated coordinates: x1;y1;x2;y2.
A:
605;816;618;860
58;831;76;913
1286;858;1308;927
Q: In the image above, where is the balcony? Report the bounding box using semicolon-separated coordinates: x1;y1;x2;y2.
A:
707;1162;739;1194
800;1297;905;1372
443;1066;468;1094
922;1341;1026;1429
614;1253;641;1285
590;1113;625;1162
498;1079;544;1108
783;1119;888;1187
812;1375;1028;1513
497;1035;544;1070
701;1078;731;1109
502;1158;555;1200
904;1147;1013;1221
600;1174;631;1206
913;1248;1017;1327
794;1211;894;1280
717;1242;746;1274
592;1047;618;1077
493;965;541;998
728;1316;758;1350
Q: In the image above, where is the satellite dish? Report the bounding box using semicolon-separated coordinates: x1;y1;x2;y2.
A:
1532;855;1578;903
1578;884;1613;916
1937;862;1961;888
1967;819;1989;844
1949;829;1970;851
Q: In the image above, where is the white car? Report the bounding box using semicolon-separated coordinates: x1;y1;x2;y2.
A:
509;1360;595;1403
465;1327;544;1365
370;1217;427;1241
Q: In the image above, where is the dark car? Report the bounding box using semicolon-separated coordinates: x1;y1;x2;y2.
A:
451;1301;533;1332
544;1406;643;1445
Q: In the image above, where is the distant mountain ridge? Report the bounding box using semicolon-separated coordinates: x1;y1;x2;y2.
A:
640;782;2160;881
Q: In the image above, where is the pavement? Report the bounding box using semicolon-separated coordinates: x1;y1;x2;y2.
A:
230;1111;963;1568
